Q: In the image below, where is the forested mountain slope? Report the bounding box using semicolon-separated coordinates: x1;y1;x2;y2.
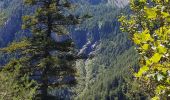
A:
0;0;22;47
71;2;146;99
0;0;147;99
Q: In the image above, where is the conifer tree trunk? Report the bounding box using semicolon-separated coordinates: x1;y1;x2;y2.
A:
41;66;48;99
41;5;52;98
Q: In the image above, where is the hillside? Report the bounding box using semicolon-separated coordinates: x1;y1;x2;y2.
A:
0;0;22;47
70;2;146;99
0;0;147;100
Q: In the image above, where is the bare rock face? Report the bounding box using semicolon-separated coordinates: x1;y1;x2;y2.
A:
71;0;129;8
107;0;129;8
84;0;130;8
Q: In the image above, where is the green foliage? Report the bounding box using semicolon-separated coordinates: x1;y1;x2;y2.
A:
119;0;170;99
75;3;119;30
76;46;147;100
67;2;149;99
0;61;37;100
73;17;147;99
0;0;80;99
0;4;37;99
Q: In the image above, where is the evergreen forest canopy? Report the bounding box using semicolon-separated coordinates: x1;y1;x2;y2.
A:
0;0;169;100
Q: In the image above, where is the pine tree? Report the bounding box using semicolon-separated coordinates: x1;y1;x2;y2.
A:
119;0;170;99
0;12;37;100
0;41;39;99
1;0;82;99
0;60;37;100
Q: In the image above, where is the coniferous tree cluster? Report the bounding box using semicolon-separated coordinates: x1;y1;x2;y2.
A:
0;0;83;99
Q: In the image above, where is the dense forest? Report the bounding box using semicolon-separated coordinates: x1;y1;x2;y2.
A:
0;0;169;100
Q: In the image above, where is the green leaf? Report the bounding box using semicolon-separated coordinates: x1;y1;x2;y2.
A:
144;7;157;19
157;45;167;54
151;53;162;63
135;65;149;77
142;44;149;51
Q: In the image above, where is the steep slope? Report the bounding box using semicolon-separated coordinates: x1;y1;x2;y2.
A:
107;0;129;8
0;0;22;47
0;0;23;66
71;0;129;7
71;1;146;100
0;0;146;99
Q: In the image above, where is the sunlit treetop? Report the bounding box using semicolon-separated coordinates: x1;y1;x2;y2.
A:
119;0;170;99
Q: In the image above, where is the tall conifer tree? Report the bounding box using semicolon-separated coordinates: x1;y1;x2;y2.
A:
1;0;82;99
